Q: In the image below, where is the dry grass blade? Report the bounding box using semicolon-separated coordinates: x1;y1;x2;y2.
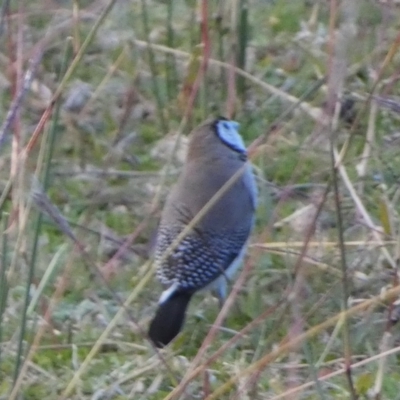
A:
269;344;400;400
30;177;76;241
204;284;400;399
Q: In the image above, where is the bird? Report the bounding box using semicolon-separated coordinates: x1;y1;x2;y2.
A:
148;117;257;347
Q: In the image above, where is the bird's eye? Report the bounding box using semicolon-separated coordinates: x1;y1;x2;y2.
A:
215;119;246;154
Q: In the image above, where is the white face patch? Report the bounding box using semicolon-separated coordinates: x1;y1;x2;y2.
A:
215;119;246;154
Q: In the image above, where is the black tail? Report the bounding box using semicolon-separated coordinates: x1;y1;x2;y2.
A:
148;291;193;348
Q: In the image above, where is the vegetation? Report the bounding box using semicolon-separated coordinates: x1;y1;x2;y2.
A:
0;0;400;398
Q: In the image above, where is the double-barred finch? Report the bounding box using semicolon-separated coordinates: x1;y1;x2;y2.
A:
148;117;257;347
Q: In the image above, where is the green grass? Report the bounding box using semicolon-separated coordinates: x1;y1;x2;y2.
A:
0;0;400;399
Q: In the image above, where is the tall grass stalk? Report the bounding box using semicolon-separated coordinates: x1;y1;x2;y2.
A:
0;214;10;366
165;0;178;103
140;0;168;133
236;0;248;97
215;3;226;103
12;38;71;387
199;0;210;119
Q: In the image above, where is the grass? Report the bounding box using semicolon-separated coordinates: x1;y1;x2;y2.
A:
1;0;400;398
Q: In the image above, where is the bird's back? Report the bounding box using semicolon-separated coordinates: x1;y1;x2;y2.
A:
155;133;256;292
